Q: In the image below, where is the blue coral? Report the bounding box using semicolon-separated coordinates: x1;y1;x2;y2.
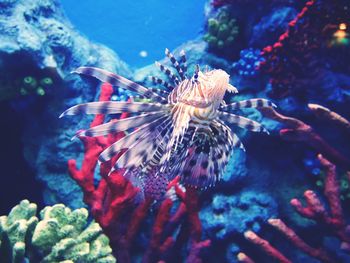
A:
232;48;265;77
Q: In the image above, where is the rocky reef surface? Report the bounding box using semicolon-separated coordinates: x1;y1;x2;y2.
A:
0;0;131;208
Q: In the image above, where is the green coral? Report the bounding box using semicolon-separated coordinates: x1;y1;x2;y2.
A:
203;9;239;51
0;200;116;263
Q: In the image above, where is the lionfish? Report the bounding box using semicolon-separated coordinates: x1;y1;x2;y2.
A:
60;48;275;191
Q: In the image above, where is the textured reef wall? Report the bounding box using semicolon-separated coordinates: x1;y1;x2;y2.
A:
0;0;131;209
0;0;349;262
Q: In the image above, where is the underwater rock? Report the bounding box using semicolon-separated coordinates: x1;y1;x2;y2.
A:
0;0;132;208
200;191;278;241
0;0;130;76
219;150;248;188
0;200;116;263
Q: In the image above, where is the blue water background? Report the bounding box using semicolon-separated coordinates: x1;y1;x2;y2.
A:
60;0;207;67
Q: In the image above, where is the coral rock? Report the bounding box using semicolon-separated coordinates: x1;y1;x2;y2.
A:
0;200;116;263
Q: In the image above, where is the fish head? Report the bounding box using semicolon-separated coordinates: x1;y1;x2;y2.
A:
198;69;237;105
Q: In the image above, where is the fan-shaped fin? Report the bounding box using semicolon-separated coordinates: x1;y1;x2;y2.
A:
99;116;170;163
111;118;173;173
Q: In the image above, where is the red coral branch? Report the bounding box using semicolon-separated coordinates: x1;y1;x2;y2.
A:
241;155;350;262
241;106;350;261
291;154;350;245
260;107;350;170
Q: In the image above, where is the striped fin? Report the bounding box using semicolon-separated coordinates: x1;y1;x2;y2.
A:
76;111;165;137
179;49;188;75
149;87;170;97
59;101;167;118
155;61;180;85
221;98;276;111
113;136;155;172
112;118;173;172
218;111;268;133
99;116;170;163
158;126;195;179
165;48;185;80
149;76;174;91
73;67;167;103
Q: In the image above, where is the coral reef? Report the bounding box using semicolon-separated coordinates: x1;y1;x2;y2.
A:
0;73;54;102
0;0;130;76
1;1;349;263
200;191;277;262
259;0;350;98
0;199;116;263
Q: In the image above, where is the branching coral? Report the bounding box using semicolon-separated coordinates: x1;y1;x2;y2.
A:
0;200;116;263
237;105;350;262
260;105;350;170
239;155;350;263
68;82;210;263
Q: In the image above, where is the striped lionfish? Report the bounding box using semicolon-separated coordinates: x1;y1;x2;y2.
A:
60;48;275;191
